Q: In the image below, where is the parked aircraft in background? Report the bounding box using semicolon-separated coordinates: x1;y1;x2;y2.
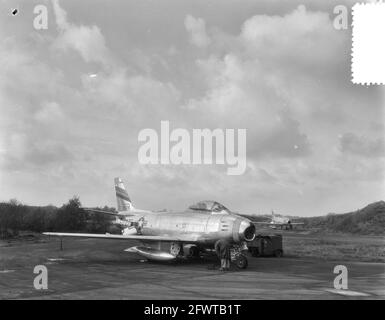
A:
254;211;304;230
44;178;255;268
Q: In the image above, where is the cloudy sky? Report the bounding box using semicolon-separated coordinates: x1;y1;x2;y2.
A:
0;0;384;216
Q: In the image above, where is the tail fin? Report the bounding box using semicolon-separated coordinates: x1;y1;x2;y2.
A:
114;177;134;212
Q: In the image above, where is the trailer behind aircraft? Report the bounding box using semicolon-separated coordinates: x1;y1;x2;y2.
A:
247;234;283;257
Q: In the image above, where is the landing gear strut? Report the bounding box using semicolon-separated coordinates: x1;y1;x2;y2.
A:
230;245;249;269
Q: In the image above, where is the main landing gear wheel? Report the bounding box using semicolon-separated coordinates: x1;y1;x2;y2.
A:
235;255;248;269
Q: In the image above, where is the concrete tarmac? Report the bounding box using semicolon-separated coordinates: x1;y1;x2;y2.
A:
0;238;384;299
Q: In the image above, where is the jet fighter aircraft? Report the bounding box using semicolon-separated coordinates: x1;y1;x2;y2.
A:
254;211;304;230
44;178;256;268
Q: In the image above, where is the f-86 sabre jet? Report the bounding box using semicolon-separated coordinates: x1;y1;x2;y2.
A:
44;178;256;268
254;211;304;230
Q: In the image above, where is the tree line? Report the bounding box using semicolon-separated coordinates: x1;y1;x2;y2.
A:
0;197;118;239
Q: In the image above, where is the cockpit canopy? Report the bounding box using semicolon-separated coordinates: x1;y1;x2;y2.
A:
188;200;231;214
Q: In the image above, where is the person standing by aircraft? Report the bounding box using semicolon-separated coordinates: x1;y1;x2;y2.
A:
215;239;231;271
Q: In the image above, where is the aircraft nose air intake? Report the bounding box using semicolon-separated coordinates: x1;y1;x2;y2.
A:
240;220;256;241
233;219;256;242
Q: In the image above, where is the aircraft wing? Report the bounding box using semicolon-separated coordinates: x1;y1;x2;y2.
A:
82;208;119;216
254;221;304;225
82;208;136;217
43;232;199;243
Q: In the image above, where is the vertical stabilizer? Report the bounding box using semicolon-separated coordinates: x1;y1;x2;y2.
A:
114;177;134;212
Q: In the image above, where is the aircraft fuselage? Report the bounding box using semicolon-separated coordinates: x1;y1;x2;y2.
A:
122;210;255;247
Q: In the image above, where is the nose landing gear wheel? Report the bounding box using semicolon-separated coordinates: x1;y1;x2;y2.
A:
235;255;248;269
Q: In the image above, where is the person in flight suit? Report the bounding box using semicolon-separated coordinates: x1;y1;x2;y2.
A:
215;239;231;271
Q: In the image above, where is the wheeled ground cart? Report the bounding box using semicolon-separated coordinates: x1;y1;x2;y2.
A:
247;234;283;257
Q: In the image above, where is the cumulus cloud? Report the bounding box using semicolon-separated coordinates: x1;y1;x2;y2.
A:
34;102;64;123
80;69;181;128
177;4;384;214
0;1;383;215
52;0;111;65
0;28;72;172
240;5;344;67
183;15;322;159
339;133;385;157
2;132;74;170
0;0;183;189
184;15;211;48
